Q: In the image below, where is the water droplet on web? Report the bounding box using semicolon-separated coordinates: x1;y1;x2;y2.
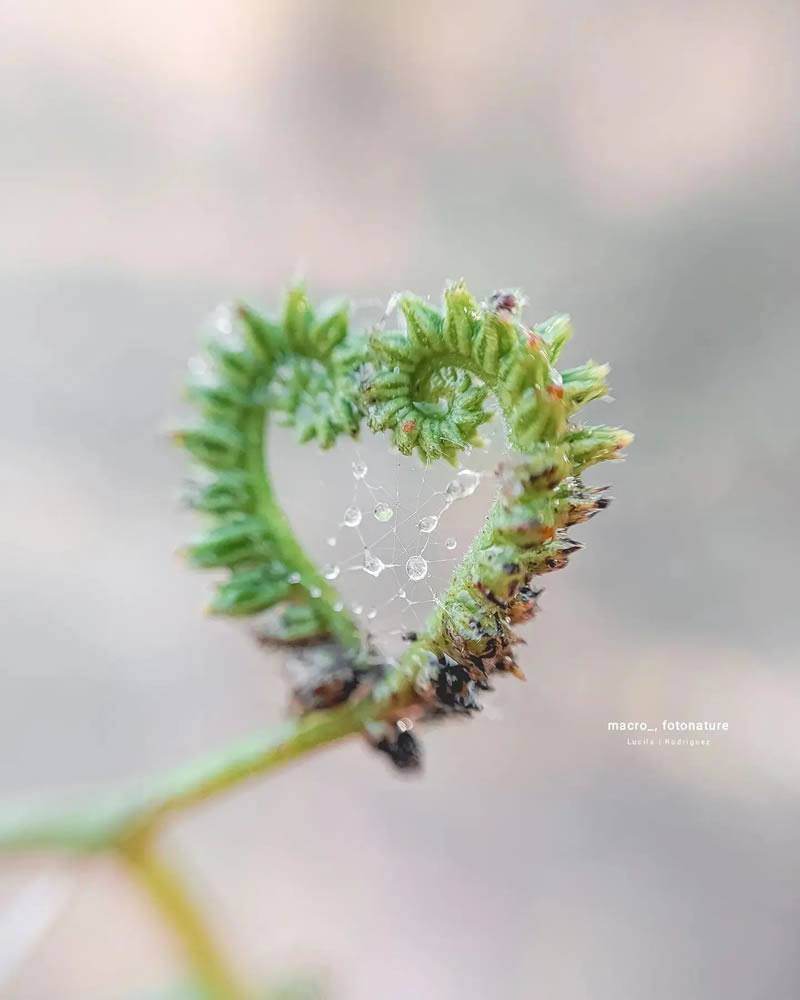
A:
288;572;301;584
363;551;386;577
445;468;481;501
323;564;340;580
398;589;406;598
417;514;438;533
333;601;344;612
445;537;457;550
352;603;363;615
459;469;481;493
343;507;362;527
405;556;428;581
310;586;322;598
366;608;377;620
352;460;367;480
373;502;394;522
327;536;337;547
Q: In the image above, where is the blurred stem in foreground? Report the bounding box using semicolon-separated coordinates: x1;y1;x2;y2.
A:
121;836;247;1000
0;700;397;999
0;698;387;856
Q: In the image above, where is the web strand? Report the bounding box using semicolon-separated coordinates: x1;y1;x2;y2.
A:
321;440;488;652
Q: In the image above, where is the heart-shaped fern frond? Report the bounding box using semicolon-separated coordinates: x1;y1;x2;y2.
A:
175;282;632;766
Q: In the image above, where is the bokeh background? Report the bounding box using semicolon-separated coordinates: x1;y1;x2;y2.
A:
2;1;799;997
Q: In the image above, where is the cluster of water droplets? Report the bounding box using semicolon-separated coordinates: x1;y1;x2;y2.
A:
331;458;482;588
304;443;491;649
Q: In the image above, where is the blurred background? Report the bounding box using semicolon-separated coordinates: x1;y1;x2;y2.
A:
2;0;799;997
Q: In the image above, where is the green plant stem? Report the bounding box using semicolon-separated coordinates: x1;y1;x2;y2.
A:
121;835;248;1000
0;690;411;855
244;405;360;651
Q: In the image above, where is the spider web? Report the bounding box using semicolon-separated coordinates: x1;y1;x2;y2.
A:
320;436;500;657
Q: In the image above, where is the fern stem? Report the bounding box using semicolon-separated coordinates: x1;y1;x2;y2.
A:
121;836;248;1000
0;697;400;854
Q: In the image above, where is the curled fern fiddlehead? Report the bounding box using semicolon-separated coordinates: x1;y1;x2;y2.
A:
176;282;632;767
175;289;366;652
363;285;631;733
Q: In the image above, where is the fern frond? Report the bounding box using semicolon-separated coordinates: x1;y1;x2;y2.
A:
364;283;631;723
174;289;367;650
176;280;632;758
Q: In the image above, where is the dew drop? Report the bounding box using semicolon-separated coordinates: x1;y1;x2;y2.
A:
373;502;394;522
363;551;386;577
366;608;377;620
288;572;301;584
459;468;481;494
417;514;439;533
323;564;340;580
333;601;344;612
352;604;363;615
445;537;457;550
445;468;481;501
343;506;362;527
327;536;337;547
352;460;367;480
405;556;428;581
398;589;406;599
310;586;322;598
